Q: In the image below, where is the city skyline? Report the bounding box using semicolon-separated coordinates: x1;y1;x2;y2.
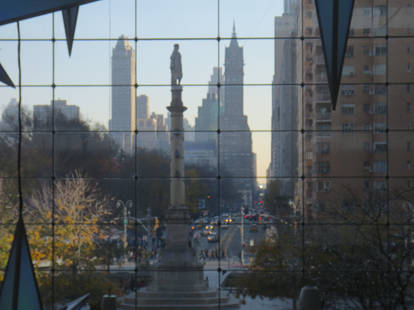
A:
1;1;414;309
0;0;282;178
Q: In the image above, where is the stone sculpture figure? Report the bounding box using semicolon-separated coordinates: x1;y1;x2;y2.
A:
170;44;182;85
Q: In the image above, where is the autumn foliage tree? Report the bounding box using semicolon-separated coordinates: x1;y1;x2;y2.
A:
27;171;111;275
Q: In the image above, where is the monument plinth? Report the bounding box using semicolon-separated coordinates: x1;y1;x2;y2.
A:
118;44;239;309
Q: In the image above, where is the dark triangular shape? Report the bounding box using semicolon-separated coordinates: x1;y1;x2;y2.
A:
62;6;79;56
0;219;43;310
0;63;15;88
315;0;355;110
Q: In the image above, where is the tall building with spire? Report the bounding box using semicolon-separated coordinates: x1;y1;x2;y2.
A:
220;24;256;207
109;35;136;152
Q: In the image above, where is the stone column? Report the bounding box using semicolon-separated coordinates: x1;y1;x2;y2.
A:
168;85;186;209
162;85;193;258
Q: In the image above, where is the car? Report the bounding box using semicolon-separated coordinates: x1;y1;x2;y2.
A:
207;232;218;242
249;224;258;232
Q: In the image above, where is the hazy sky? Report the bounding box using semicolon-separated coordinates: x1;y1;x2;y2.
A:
0;0;284;178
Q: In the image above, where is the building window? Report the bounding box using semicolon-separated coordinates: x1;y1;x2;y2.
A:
375;85;387;95
317;142;330;154
363;142;371;152
364;103;372;113
341;85;355;96
373;160;387;173
407;141;411;152
317;161;330;174
374;181;387;192
374;142;387;152
317;181;331;192
362;8;371;16
374;103;387;114
345;45;354;57
363;28;371;35
341;104;355;114
374;122;386;132
317;123;332;131
373;5;387;16
363;46;371;56
364;85;387;95
342;123;354;132
364;123;372;131
363;65;371;74
373;64;386;75
342;65;355;77
408;160;412;170
374;45;387;56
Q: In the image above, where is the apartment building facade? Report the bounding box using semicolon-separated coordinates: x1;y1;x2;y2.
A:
295;0;414;220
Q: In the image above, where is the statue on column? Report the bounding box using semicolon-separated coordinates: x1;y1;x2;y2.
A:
170;44;182;86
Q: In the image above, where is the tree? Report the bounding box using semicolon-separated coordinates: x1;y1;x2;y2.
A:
27;171;111;275
233;184;414;310
0;180;17;276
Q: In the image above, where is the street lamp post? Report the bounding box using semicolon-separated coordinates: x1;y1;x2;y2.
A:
289;199;300;235
241;206;245;265
116;200;133;263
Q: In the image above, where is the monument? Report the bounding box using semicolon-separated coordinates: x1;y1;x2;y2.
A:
152;43;206;290
118;44;239;310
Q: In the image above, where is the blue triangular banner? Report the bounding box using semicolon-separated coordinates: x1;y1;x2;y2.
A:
0;63;15;88
315;0;355;110
62;6;79;56
0;218;43;310
0;0;99;26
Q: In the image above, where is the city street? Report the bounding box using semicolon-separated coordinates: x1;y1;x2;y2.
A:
197;215;269;267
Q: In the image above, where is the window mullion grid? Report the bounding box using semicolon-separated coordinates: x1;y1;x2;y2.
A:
217;0;222;306
301;0;306;282
134;0;139;307
385;0;391;278
51;11;56;310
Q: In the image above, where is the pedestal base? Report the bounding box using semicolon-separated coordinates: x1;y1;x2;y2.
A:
149;263;208;292
118;289;240;310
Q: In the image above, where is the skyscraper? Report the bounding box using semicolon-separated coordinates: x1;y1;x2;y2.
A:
137;96;170;153
136;95;149;120
109;35;136;152
220;24;256;207
194;67;222;144
269;0;300;197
